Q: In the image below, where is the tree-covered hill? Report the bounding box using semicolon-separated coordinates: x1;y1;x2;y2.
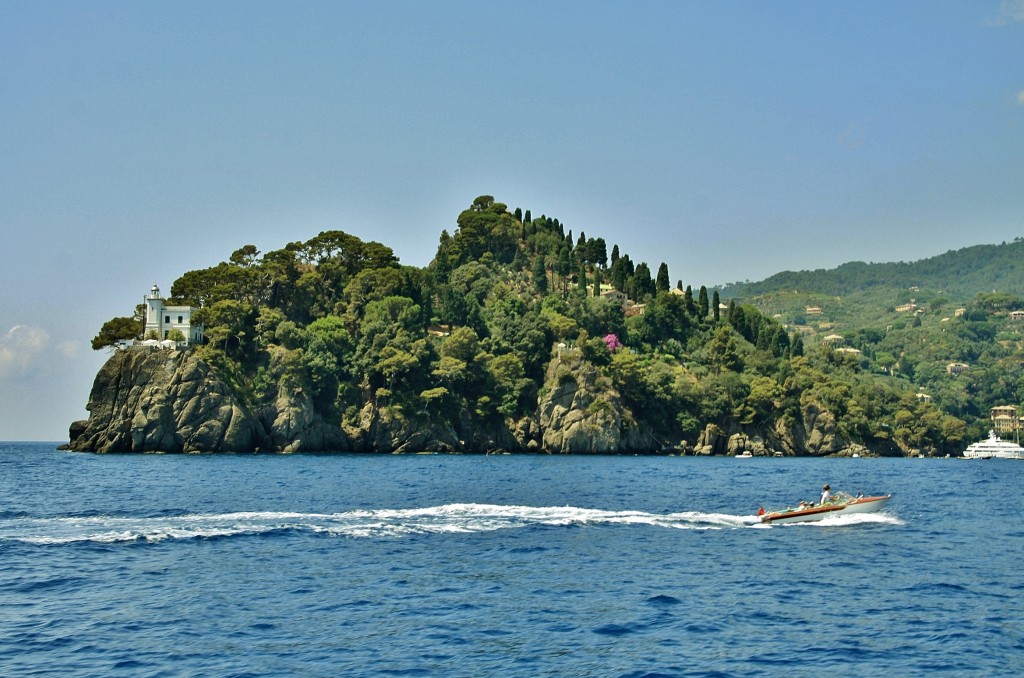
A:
721;238;1024;299
79;197;1013;456
719;239;1024;451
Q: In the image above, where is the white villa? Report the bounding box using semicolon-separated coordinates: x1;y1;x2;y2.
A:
144;284;203;346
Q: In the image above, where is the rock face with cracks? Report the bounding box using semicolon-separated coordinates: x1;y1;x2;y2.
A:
68;348;269;453
68;347;890;456
536;355;648;453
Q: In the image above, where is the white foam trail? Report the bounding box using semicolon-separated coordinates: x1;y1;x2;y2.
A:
0;504;889;544
808;512;903;526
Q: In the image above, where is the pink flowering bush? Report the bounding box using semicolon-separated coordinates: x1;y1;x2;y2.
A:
603;333;623;353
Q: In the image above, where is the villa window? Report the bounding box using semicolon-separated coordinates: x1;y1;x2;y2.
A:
165;316;170;324
178;316;183;324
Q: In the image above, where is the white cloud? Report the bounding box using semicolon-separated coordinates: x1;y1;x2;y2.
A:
1018;90;1024;106
990;0;1024;25
0;325;50;380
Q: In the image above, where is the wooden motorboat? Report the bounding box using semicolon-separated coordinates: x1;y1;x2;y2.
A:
760;493;891;524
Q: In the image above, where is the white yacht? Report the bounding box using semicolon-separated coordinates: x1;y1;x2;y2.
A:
962;431;1024;459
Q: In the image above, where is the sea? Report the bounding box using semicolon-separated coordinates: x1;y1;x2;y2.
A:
1;442;1021;677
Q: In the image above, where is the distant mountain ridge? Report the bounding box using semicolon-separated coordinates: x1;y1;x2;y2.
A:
721;239;1024;300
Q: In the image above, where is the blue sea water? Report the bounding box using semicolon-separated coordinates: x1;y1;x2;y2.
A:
1;443;1021;677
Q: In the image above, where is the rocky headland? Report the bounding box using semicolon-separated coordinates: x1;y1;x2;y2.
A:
67;346;893;456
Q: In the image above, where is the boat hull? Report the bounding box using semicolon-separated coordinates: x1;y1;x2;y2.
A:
963;432;1024;459
761;495;891;525
963;447;1024;460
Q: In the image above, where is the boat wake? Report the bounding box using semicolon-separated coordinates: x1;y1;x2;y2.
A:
804;512;902;527
0;504;771;545
0;504;903;544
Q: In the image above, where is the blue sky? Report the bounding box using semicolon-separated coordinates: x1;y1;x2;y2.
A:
1;1;1022;440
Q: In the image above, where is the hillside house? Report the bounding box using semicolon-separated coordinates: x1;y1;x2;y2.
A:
895;300;918;313
600;288;628;306
946;362;969;376
990;405;1019;435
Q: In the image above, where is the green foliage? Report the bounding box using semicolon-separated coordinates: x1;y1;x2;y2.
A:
92;316;143;350
656;263;670;293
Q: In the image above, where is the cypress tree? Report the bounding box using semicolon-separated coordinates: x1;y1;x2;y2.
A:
656;263;670;293
712;290;721;322
532;256;547;295
611;258;627;292
591;237;608;268
698;286;709;318
557;248;571;293
791;333;804;358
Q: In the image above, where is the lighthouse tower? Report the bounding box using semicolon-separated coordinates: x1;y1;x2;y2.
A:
141;284;204;346
144;284;165;339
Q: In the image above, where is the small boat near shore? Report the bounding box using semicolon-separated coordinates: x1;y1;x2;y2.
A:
760;492;891;525
962;431;1024;460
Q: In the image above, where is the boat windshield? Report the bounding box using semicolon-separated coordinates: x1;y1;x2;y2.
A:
768;490;856;514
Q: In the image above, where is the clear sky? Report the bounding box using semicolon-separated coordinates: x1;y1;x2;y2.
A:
1;1;1022;441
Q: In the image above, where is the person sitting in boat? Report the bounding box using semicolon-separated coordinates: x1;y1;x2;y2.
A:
820;484;832;505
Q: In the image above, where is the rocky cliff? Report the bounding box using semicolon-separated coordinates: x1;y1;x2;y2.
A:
69;346;881;455
535;353;650;453
68;347;270;453
68;347;654;453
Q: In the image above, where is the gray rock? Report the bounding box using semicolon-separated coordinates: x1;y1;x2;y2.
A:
68;348;269;453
